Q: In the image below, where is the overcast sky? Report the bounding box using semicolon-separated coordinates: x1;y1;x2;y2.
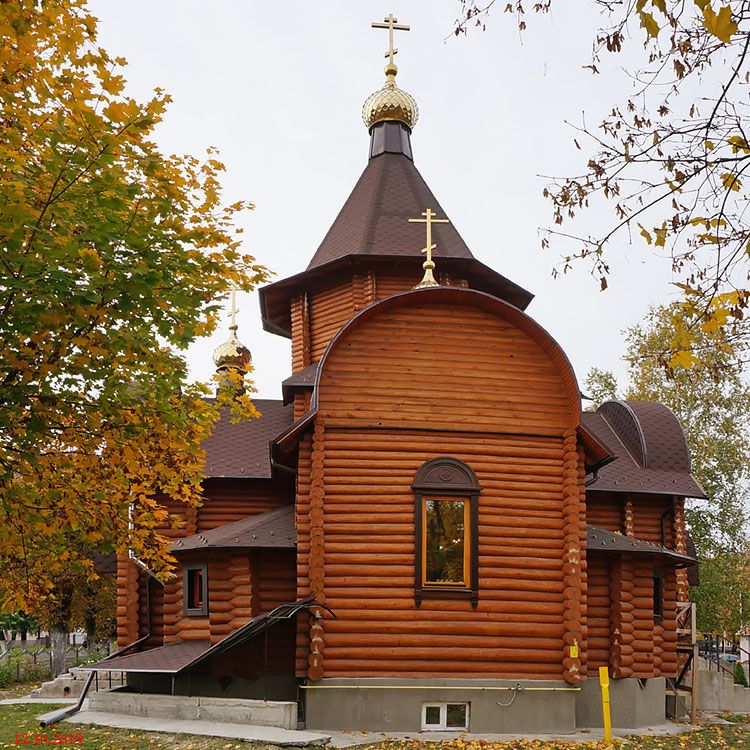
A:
89;1;678;399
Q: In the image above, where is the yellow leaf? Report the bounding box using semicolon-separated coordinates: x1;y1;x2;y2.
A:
728;134;750;153
669;350;699;369
640;10;660;38
652;0;667;13
654;222;668;247
705;140;715;150
694;0;709;8
721;172;741;191
638;223;653;244
703;5;737;43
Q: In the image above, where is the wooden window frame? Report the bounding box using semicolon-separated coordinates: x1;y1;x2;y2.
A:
184;563;208;617
413;457;480;607
653;571;664;621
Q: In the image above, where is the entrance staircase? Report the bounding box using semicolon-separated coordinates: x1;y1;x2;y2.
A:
667;603;750;718
31;667;125;699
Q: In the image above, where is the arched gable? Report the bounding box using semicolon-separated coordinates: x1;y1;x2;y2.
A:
313;286;580;435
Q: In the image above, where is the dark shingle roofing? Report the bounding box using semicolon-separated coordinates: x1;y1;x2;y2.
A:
587;525;696;565
582;400;706;498
171;505;295;552
202;399;293;479
307;153;474;269
281;362;319;405
88;641;210;674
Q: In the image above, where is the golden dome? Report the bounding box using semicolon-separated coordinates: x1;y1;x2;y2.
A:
362;64;418;130
213;326;251;372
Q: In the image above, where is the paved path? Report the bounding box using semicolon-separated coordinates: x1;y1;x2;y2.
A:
64;710;331;746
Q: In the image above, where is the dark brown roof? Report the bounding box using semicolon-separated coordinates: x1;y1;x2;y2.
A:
86;597;318;675
88;640;210;673
202;399;293;479
307;153;474;268
582;401;706;498
281;362;319;405
586;525;696;565
171;505;295;552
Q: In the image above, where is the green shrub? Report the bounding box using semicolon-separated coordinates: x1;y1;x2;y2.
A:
734;660;749;687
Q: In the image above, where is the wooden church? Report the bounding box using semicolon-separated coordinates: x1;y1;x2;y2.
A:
96;17;703;734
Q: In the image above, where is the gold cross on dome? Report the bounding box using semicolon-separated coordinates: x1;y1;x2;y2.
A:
408;208;450;288
372;14;410;66
228;289;239;331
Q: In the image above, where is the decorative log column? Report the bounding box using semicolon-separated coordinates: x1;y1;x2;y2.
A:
561;429;583;684
186;506;197;536
116;553;138;646
622;496;635;536
577;444;589;679
307;420;326;681
610;555;635;678
673;497;689;601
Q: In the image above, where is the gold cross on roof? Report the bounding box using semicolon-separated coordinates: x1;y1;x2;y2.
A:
372;14;410;66
408;208;450;288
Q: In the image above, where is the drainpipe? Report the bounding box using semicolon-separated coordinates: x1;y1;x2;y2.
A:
41;574;154;728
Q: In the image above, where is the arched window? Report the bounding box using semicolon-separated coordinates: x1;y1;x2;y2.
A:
412;457;480;607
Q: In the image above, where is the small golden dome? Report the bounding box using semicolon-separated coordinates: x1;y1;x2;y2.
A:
213;326;252;371
362;64;418;130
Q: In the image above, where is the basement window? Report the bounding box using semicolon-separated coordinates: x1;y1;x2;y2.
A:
421;702;470;731
184;563;208;617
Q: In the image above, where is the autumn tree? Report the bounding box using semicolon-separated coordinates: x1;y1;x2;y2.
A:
584;303;750;632
455;1;750;364
0;0;267;613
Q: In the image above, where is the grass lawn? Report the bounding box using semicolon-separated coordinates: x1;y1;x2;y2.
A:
0;703;276;749
0;703;747;750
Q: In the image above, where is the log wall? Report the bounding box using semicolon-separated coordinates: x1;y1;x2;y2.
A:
289;270;465;375
586;493;622;532
586;553;611;670
296;428;570;679
589;552;677;678
317;300;576;435
162;551;254;645
197;478;293;531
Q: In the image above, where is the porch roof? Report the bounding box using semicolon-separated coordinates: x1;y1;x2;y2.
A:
586;524;697;566
171;505;295;553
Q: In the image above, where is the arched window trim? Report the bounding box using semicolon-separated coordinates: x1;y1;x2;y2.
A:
412;457;480;608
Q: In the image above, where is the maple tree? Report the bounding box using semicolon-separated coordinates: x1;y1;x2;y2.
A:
584;303;750;633
456;0;750;365
0;0;267;609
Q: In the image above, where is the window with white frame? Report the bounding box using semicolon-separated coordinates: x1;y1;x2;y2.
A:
421;702;470;731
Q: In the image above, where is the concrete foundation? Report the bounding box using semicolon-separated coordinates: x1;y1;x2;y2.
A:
575;677;666;729
87;688;298;729
303;678;578;733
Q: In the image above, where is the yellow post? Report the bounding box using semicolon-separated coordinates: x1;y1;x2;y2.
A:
599;666;613;742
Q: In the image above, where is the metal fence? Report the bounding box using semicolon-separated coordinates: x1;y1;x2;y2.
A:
0;640;115;684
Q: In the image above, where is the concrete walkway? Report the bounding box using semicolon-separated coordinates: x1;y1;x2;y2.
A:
63;710;332;746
